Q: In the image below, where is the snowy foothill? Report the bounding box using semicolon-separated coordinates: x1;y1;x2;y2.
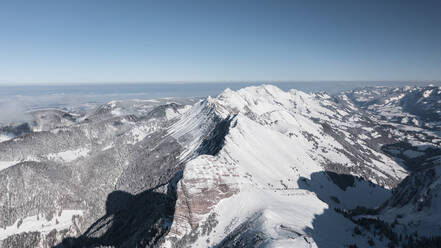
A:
46;147;90;162
1;84;440;247
0;210;84;241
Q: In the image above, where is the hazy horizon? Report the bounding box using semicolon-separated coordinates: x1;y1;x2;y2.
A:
2;80;441;87
1;81;440;124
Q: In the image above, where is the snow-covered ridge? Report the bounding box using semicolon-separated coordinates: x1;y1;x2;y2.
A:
162;84;412;247
0;96;198;246
1;84;440;248
0;160;20;172
0;133;13;143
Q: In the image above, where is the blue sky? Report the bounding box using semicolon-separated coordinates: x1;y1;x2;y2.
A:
1;0;440;84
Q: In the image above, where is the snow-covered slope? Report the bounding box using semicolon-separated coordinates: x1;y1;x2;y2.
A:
0;98;196;247
344;85;441;133
160;85;411;248
1;84;440;248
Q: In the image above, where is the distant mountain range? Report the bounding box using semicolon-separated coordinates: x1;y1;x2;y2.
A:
0;84;440;248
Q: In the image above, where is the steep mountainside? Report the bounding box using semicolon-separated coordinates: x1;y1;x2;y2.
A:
0;85;440;248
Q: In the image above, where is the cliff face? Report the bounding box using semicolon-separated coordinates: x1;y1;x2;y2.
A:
1;85;440;248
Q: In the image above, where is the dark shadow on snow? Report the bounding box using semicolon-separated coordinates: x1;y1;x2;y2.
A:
196;115;236;156
55;180;179;248
298;171;391;247
54;114;236;248
381;142;441;172
298;171;391;207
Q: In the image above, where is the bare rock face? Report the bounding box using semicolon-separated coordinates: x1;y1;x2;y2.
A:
1;85;441;248
166;155;240;245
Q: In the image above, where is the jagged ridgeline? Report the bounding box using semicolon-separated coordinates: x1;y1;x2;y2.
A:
0;85;440;248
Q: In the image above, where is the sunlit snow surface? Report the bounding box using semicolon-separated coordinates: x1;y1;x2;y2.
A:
46;147;90;162
163;85;407;247
0;210;83;241
0;134;12;143
0;160;19;171
1;84;440;247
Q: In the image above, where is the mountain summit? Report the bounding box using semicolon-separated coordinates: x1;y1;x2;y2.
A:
0;85;440;248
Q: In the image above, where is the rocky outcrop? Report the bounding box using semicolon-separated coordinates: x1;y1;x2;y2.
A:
1;85;441;247
164;155;239;247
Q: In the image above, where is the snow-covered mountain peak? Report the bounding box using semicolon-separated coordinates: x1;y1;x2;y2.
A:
217;84;291;108
214;84;339;122
2;84;441;248
161;85;412;247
